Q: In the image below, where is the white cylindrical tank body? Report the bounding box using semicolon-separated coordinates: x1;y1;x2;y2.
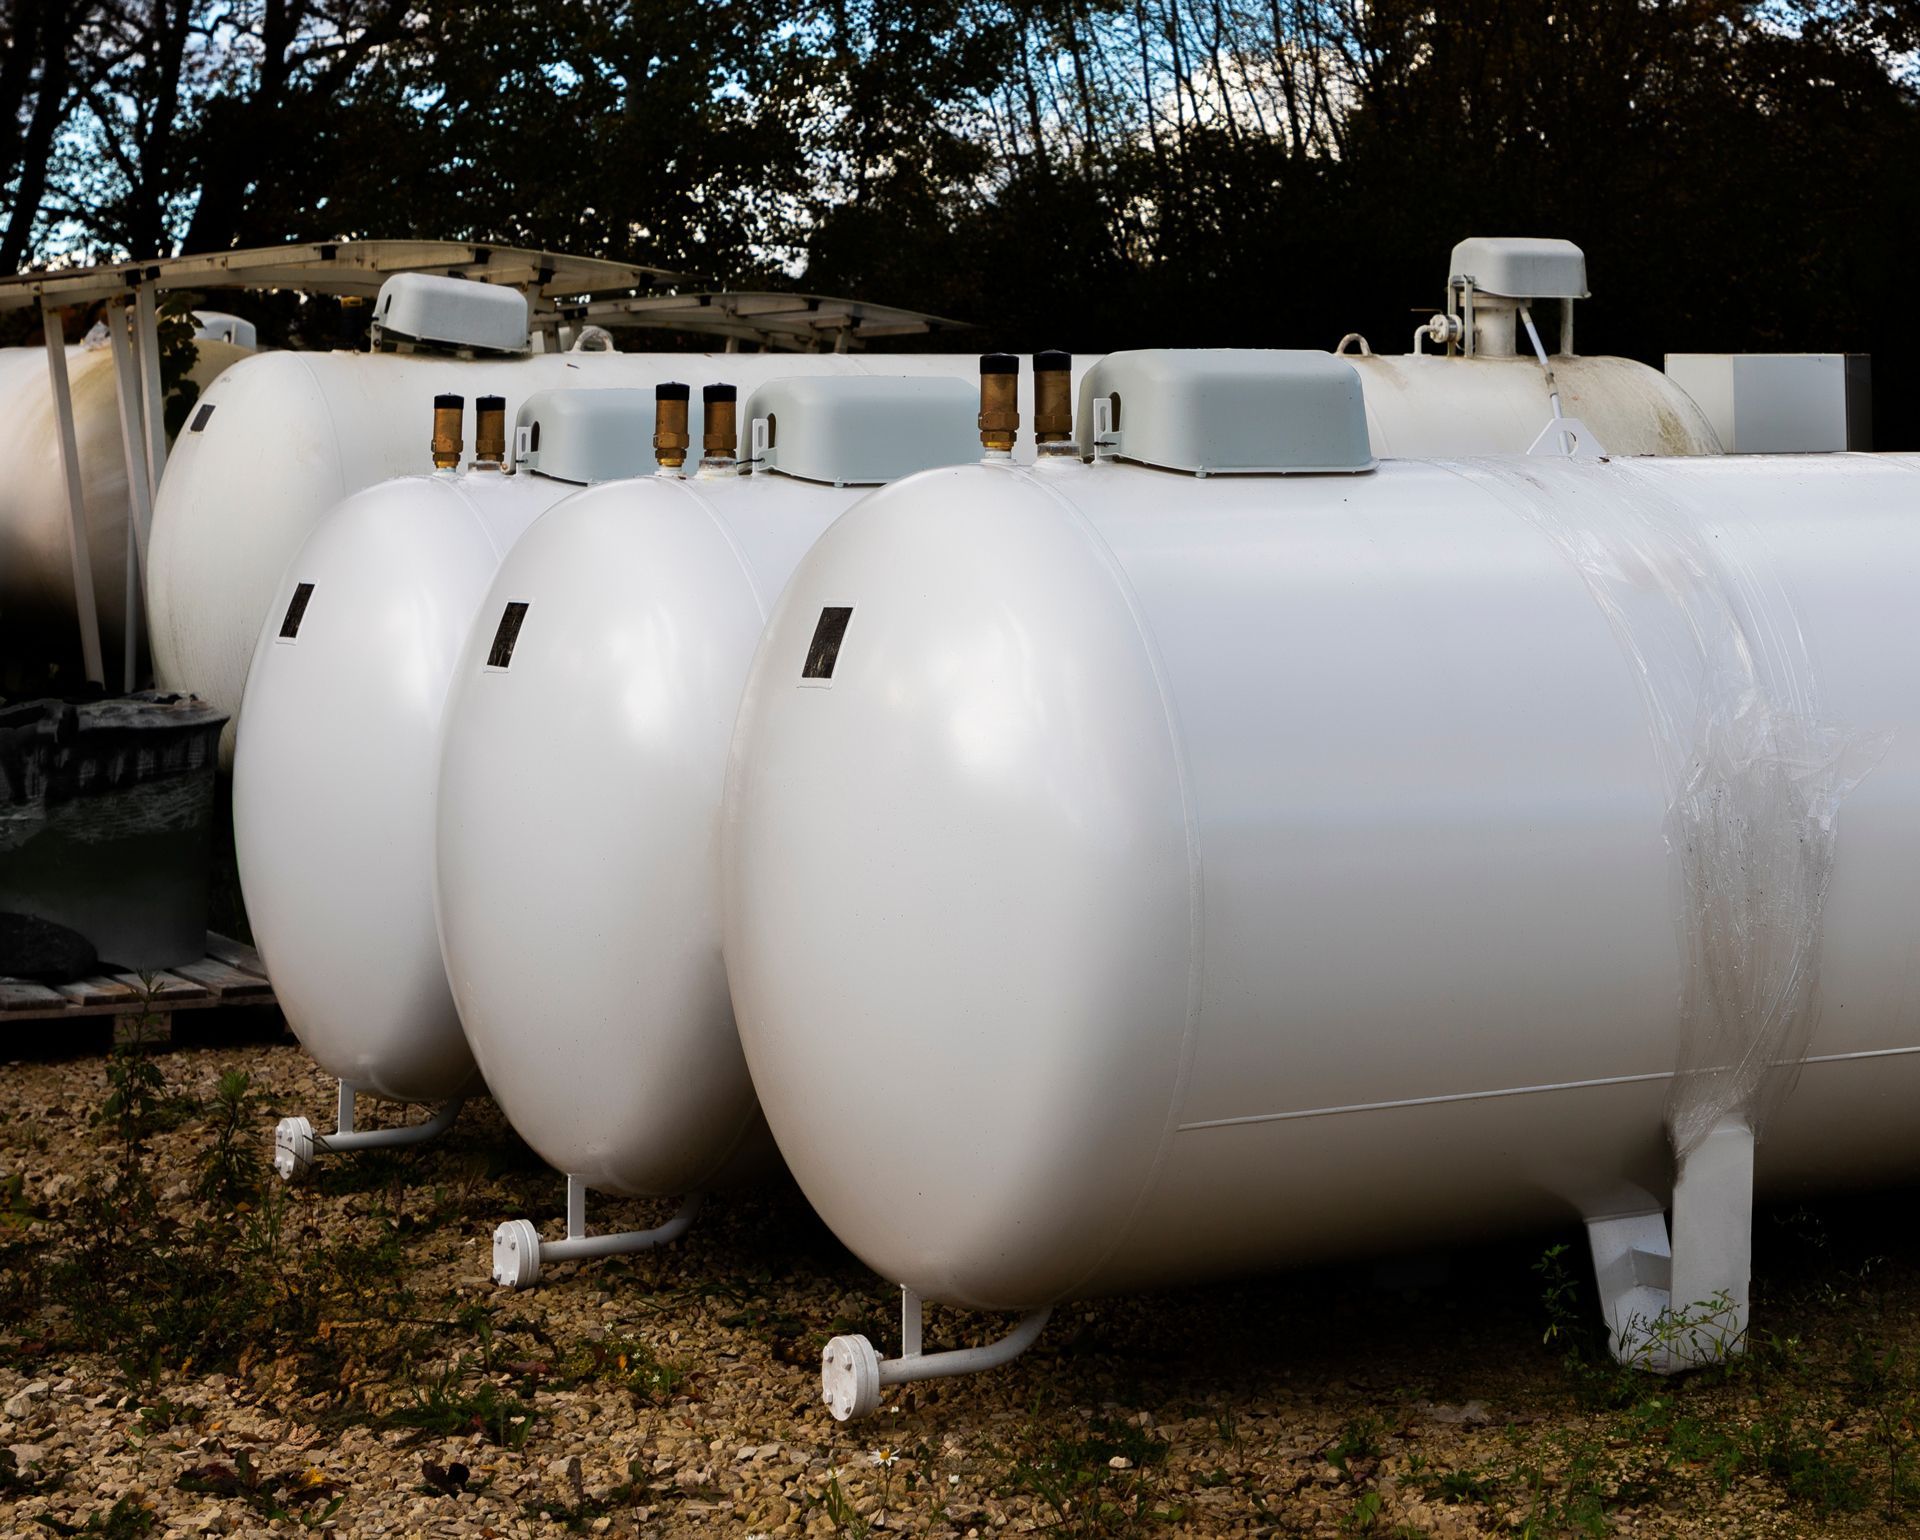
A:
149;348;1718;764
0;340;247;681
722;448;1920;1313
1349;352;1719;458
149;351;1080;764
234;463;586;1104
435;472;860;1194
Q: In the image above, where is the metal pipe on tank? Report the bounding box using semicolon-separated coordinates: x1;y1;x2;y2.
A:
652;382;691;474
472;395;508;470
698;384;737;476
430;394;464;471
977;353;1019;456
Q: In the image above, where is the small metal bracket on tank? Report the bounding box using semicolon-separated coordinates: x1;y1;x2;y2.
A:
1074;350;1376;476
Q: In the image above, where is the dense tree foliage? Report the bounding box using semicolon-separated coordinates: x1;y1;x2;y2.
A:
3;0;1917;440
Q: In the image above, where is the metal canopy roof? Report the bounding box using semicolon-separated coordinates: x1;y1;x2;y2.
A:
9;238;969;688
0;239;682;311
0;240;968;348
571;290;969;351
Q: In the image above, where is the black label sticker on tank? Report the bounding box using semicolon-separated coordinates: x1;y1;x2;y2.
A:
802;606;854;680
189;403;216;433
278;582;315;639
487;602;530;669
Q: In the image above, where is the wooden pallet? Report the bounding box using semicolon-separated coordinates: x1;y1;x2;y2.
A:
0;932;275;1029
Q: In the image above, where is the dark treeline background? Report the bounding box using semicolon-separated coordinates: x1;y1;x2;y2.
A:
4;0;1919;443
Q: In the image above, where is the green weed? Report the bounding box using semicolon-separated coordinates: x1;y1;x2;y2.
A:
1002;1416;1175;1537
382;1364;536;1448
34;1494;157;1537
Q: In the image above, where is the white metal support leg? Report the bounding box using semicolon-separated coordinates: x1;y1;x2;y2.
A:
41;302;105;686
134;282;167;494
1587;1118;1753;1373
272;1081;464;1181
491;1175;703;1289
105;303;156;690
821;1287;1052;1421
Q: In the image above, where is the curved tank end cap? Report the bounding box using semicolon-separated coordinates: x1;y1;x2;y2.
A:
1035;349;1072;372
703;382;738;403
1449;237;1589;300
656;381;691;401
822;1335;881;1421
1076;349;1376;475
979;352;1018;374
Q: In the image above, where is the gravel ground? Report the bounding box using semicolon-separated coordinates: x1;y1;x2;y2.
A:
3;1035;1920;1538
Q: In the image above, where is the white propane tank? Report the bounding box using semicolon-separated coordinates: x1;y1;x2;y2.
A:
1345;236;1718;460
149;347;1086;765
0;339;248;683
1347;352;1717;458
722;351;1920;1337
233;390;657;1106
192;312;259;349
434;375;984;1208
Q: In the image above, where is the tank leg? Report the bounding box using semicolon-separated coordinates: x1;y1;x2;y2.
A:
1665;1119;1753;1366
1586;1118;1753;1373
820;1286;1052;1422
271;1082;465;1182
491;1175;703;1290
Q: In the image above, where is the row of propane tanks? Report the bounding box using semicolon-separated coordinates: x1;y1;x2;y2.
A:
226;317;1920;1425
13;232;1866;706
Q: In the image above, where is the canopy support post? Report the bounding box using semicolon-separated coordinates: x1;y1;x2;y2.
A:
134;282;167;491
106;301;155;690
41;301;105;686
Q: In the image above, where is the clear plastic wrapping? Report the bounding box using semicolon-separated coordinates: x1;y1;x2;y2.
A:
1453;458;1875;1160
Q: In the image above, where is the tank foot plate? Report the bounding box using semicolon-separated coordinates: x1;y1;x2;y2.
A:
1587;1119;1752;1373
821;1286;1051;1422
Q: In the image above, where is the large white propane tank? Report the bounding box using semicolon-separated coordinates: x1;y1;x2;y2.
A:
721;350;1920;1416
433;371;988;1286
234;388;658;1176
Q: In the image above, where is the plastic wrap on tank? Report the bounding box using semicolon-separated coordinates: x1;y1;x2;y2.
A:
1449;457;1881;1158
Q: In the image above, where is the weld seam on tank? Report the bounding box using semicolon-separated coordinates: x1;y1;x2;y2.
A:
1441;455;1874;1162
999;462;1207;1305
1178;1041;1920;1130
661;475;772;617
